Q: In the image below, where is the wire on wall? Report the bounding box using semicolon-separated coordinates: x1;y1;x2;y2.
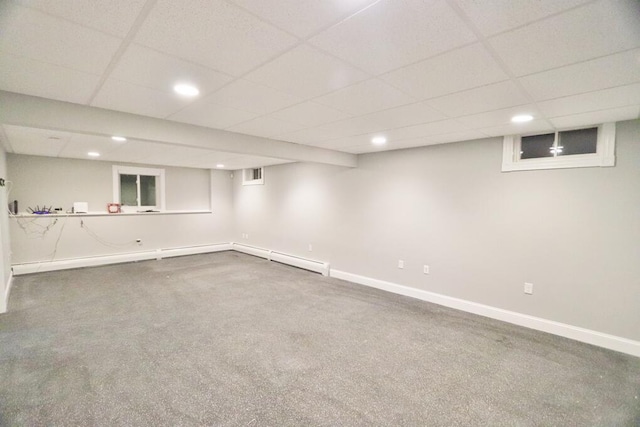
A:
79;219;138;248
15;216;60;239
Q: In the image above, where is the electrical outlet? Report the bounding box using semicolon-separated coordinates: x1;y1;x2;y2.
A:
308;244;313;252
398;260;404;269
423;265;430;274
524;282;533;295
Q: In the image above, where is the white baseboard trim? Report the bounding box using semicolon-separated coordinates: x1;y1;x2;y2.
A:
12;243;233;276
330;269;640;358
0;270;13;314
10;247;637;357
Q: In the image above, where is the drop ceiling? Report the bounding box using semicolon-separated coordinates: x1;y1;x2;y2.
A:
0;0;639;169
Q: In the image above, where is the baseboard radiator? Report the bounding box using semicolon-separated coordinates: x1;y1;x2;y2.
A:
231;243;330;276
11;243;233;276
11;242;330;277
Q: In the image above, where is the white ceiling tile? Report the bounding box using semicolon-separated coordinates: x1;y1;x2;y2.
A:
0;53;101;104
314;79;417;116
519;49;640;101
134;0;298;76
426;81;530;116
270;102;352;127
309;0;476;75
549;106;640;129
383;119;473;141
13;0;147;37
110;44;233;95
226;116;305;138
168;98;259;129
478;120;555;138
244;44;370;98
228;0;379;38
455;0;592;36
91;79;193;118
282;101;449;141
381;43;508;100
286;117;382;141
357;102;450;130
489;0;640;76
2;125;70;157
456;105;543;129
0;4;121;75
538;83;640;118
208;79;302;115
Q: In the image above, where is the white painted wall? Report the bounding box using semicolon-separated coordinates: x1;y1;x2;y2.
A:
8;155;212;212
0;146;11;312
234;119;640;342
8;155;234;264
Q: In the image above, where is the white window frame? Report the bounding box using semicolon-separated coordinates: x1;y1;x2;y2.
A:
112;165;166;212
502;122;615;172
242;167;264;186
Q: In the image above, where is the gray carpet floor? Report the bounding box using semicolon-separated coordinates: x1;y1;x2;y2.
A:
0;251;639;426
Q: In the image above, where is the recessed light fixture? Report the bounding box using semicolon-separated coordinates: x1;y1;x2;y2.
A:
111;136;127;142
173;83;200;97
511;114;534;123
216;164;225;168
371;136;387;145
87;151;100;157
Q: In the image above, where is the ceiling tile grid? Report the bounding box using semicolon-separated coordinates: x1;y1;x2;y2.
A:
243;44;370;99
0;53;101;104
226;0;380;38
0;0;639;168
487;0;640;77
107;44;234;97
11;0;148;37
133;0;298;77
0;3;122;75
308;0;478;75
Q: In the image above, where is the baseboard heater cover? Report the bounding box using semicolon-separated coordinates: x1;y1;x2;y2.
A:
231;243;329;276
11;243;233;275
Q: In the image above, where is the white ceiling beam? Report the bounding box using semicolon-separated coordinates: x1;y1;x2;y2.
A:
0;91;358;168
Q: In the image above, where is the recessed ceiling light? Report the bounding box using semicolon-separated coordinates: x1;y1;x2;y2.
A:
511;114;534;123
173;83;200;97
216;164;225;168
87;152;100;157
111;136;127;142
371;136;387;145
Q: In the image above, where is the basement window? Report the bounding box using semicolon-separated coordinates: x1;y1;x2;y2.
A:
502;123;615;172
113;166;166;212
242;167;264;186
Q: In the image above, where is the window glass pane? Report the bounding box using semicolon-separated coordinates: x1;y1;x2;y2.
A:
557;127;597;156
520;133;555;159
120;174;137;206
140;175;156;206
